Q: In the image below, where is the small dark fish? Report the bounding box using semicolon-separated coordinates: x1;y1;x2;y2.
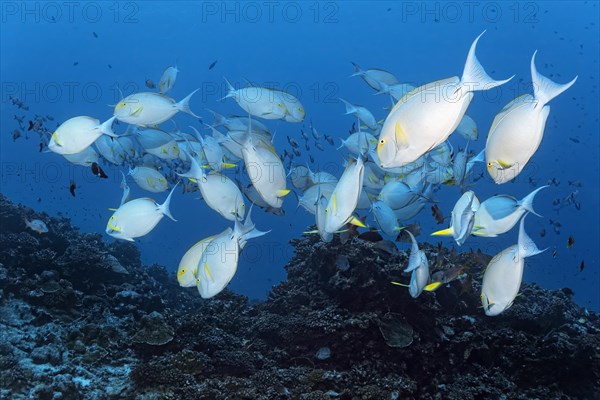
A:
552;248;557;258
568;180;583;187
579;260;585;272
547;177;560;187
12;129;21;141
69;181;76;197
208;59;218;70
287;136;299;148
145;79;156;89
309;154;315;164
46;115;54;121
574;201;581;210
300;129;308;141
569;137;580;143
539;228;546;237
91;162;108;179
293;148;301;157
431;205;445;225
305;143;310;151
528;177;537;187
39;142;44;152
358;231;383;243
567;235;574;249
324;134;334;146
108;64;112;69
92;31;98;38
315;143;324;151
73;61;79;66
27;121;35;131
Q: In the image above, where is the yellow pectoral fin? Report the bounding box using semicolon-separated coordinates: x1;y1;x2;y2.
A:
424;281;443;291
276;189;291;198
431;227;454;236
131;106;143;117
393;226;406;231
203;263;214;281
189;177;197;183
498;160;513;169
395;121;409;147
303;230;319;234
221;163;237;169
471;230;487;237
52;131;61;146
108;208;117;211
349;216;366;228
331;193;337;213
391;281;409;288
108;223;121;232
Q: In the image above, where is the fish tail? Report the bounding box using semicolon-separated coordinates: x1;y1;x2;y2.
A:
206;108;226;126
338;98;356;114
350;61;362;77
531;50;577;107
160;181;179;222
176;89;200;118
220;77;236;100
431;227;454;236
99;116;118;137
461;30;514;91
518;214;546;258
518;185;548;217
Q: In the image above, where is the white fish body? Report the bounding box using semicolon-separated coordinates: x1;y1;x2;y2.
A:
455;114;478;140
403;231;430;298
339;131;377;155
196;209;268;298
298;183;336;215
377;31;513;168
63;146;99;166
432;190;480;245
106;182;178;241
486;51;577;184
378;180;419;210
316;194;333;243
351;62;399;92
324;157;365;233
273;89;305;122
339;98;378;130
179;154;245;221
177;232;221;288
129;166;169;193
224;80;287;120
114;90;199;127
25;219;48;234
49;116;117;155
481;214;545;316
159;65;179;94
473;186;547;237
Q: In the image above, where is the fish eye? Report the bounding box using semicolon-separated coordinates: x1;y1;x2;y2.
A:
380;139;385;144
487;162;493;167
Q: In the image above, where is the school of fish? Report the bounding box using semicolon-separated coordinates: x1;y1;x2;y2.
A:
41;32;577;314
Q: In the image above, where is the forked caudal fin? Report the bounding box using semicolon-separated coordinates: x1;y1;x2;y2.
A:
517;185;548;217
531;50;578;108
176;89;200;118
159;181;180;222
461;30;514;91
517;213;547;259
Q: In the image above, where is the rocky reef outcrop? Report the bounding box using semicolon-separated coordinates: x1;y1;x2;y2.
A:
1;193;599;400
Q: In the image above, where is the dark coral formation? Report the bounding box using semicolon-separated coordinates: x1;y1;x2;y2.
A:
1;193;599;399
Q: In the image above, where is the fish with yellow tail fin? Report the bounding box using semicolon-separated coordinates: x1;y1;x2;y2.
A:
431;190;479;245
486;51;577;184
196;207;269;299
106;182;179;242
377;31;513;168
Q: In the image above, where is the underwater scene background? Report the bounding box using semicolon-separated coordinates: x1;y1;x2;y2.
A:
1;1;599;399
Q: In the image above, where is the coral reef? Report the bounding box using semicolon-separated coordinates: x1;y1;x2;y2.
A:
1;193;599;399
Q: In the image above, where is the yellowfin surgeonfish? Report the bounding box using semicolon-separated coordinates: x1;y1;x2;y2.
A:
431;190;480;245
485;51;577;184
195;207;269;298
178;151;245;221
392;230;429;298
223;79;288;121
128;166;169;193
49;116;117;155
114;90;199;127
159;65;179;95
339;98;378;130
106;182;179;241
473;186;547;237
177;233;220;288
324;157;366;234
236;120;290;209
481;214;545;316
377;31;513;168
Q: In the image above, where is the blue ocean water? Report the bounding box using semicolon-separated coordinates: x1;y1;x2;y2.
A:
1;1;598;311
